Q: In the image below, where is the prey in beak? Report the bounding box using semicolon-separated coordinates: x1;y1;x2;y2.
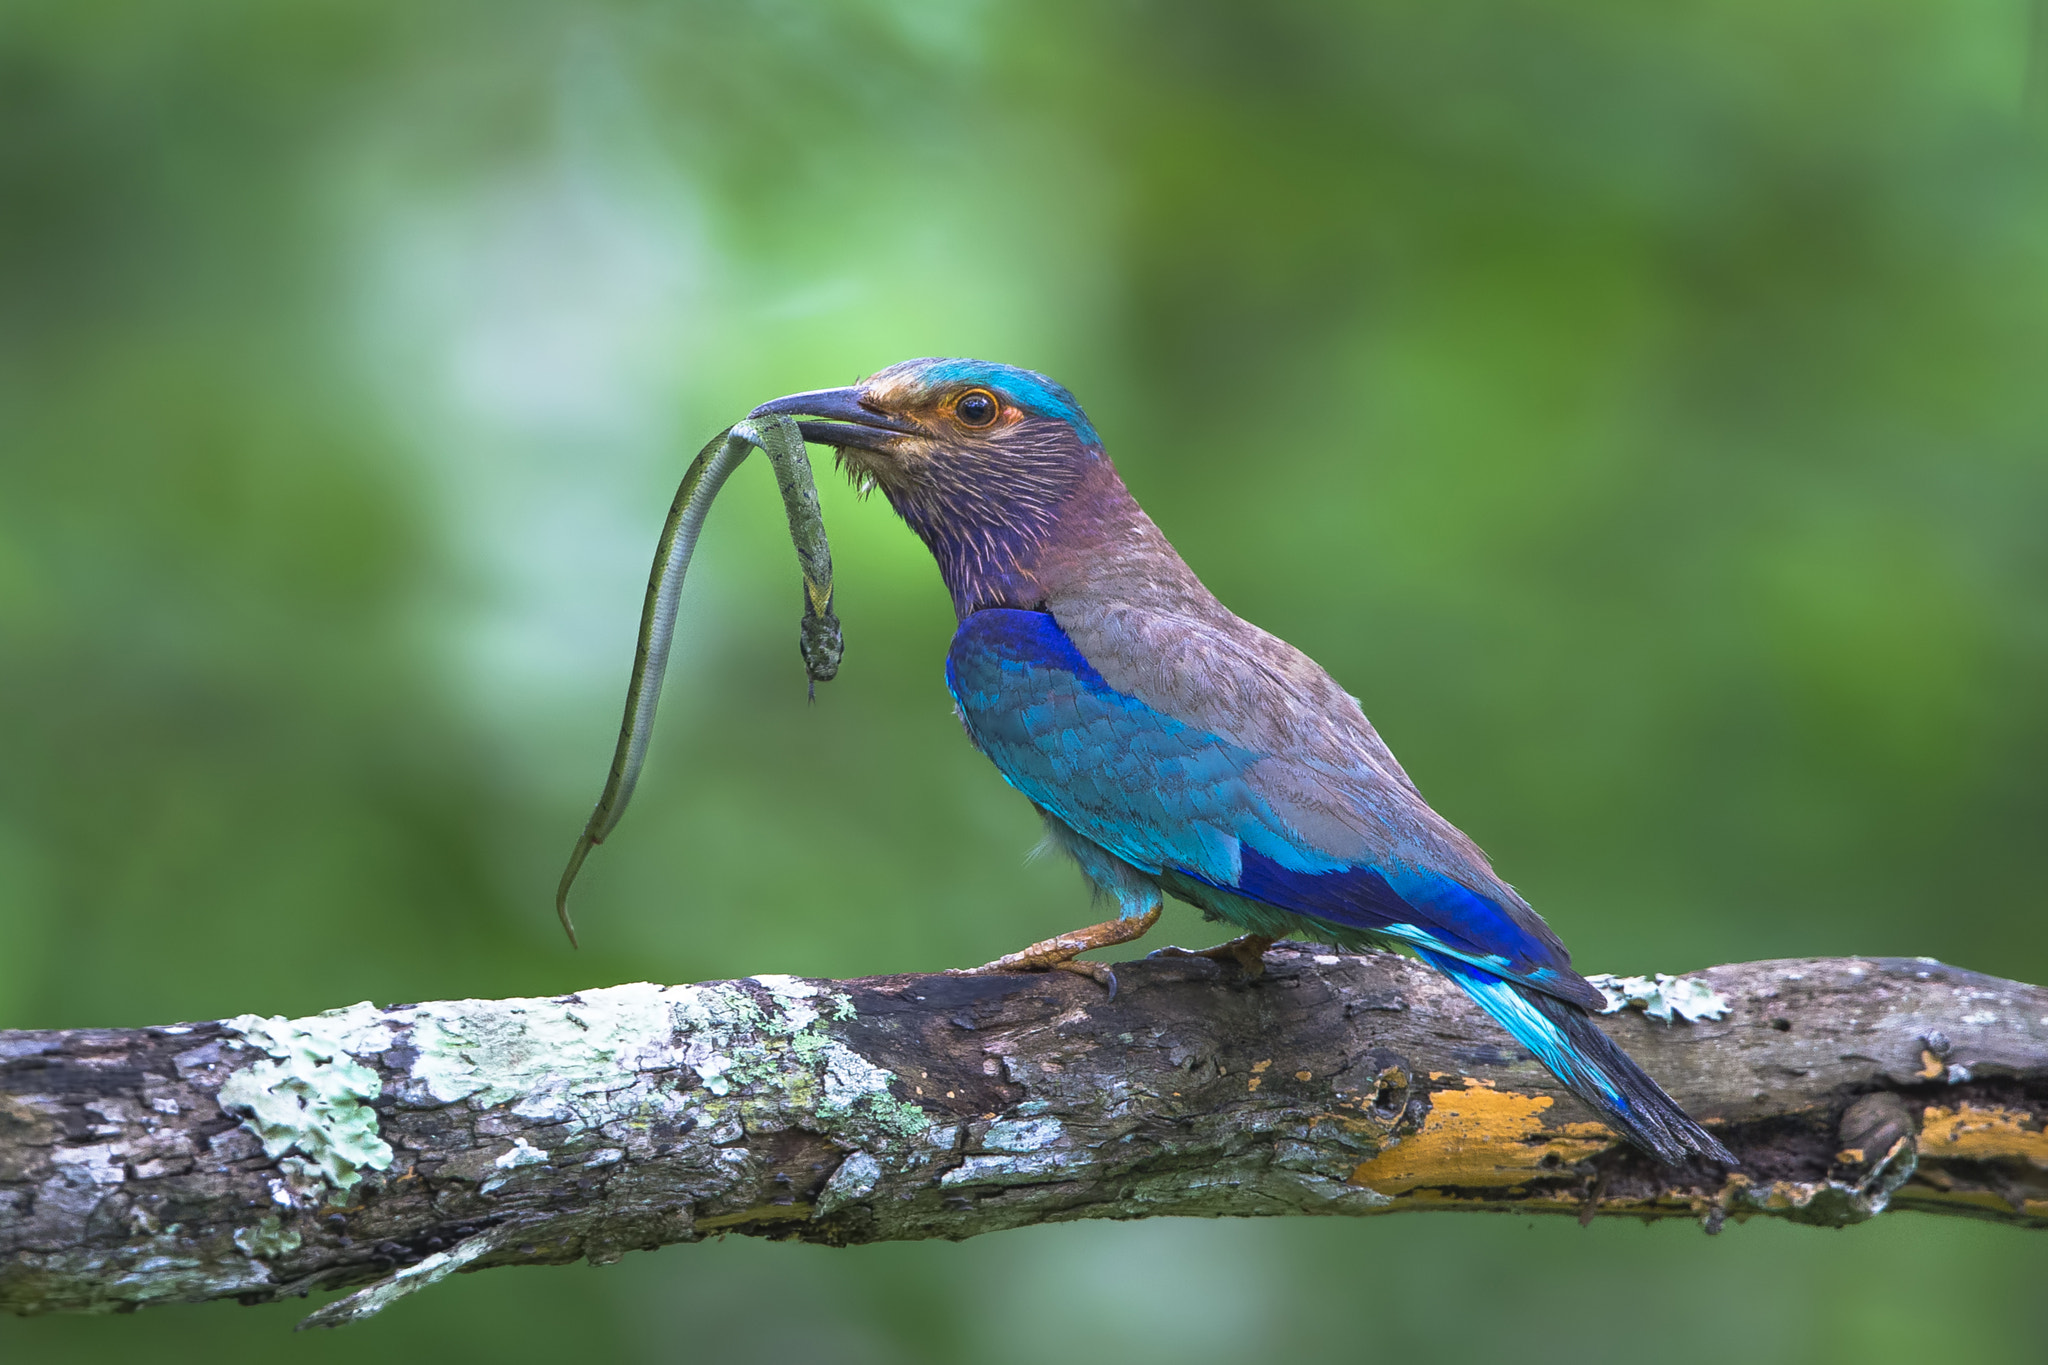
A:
748;386;921;455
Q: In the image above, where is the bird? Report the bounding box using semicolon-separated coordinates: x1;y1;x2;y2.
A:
748;358;1734;1167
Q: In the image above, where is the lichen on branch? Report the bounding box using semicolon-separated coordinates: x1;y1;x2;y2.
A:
2;950;2044;1329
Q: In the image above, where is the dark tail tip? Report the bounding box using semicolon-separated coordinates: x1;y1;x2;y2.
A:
1531;990;1737;1167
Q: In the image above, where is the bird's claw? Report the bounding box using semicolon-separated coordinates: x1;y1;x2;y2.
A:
949;937;1088;977
1054;958;1119;999
946;955;1120;1000
1146;933;1276;978
946;908;1159;999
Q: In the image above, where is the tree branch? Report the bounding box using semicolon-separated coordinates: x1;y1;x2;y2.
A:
4;948;2044;1327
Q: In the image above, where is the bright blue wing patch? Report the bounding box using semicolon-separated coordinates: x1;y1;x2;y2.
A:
1229;852;1565;982
947;609;1576;990
944;608;1333;885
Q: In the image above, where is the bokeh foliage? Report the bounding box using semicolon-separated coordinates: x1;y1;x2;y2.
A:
2;1;2044;1360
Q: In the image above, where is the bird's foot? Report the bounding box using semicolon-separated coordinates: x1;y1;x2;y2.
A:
1146;933;1277;979
951;907;1162;999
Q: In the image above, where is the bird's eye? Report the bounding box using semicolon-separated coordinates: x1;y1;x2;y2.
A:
954;389;999;428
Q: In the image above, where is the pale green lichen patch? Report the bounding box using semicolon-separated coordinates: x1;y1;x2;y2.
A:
233;1215;303;1260
981;1117;1065;1153
496;1137;549;1169
376;978;930;1148
281;977;936;1325
402;981;675;1111
160;977;938;1324
218;1005;395;1202
670;977;931;1142
1585;972;1730;1023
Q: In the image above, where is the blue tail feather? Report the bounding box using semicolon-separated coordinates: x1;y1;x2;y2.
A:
1420;950;1736;1166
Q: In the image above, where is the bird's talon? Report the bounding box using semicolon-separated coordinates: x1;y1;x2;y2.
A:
1053;959;1117;996
1145;934;1275;977
949;908;1160;989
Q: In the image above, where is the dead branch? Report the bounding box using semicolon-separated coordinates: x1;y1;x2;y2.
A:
3;948;2042;1328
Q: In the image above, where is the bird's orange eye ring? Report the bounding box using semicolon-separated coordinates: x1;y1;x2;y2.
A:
953;388;1000;428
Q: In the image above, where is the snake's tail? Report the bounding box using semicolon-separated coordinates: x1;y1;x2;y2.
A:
554;427;751;940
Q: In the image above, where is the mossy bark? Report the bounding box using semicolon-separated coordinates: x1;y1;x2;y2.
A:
2;950;2043;1328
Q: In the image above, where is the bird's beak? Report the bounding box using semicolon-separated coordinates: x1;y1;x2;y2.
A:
748;387;919;453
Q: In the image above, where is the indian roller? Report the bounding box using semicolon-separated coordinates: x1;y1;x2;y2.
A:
751;358;1733;1166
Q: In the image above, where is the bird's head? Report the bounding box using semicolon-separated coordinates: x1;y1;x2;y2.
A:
751;358;1110;614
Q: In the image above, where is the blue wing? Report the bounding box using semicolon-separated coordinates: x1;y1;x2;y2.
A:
945;608;1600;1008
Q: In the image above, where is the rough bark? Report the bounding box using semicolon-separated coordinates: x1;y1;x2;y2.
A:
2;948;2044;1329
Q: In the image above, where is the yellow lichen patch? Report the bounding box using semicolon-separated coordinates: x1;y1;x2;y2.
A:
1920;1103;2048;1169
1916;1049;1945;1080
1347;1079;1613;1194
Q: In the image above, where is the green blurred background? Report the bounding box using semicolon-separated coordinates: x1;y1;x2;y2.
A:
4;0;2046;1360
